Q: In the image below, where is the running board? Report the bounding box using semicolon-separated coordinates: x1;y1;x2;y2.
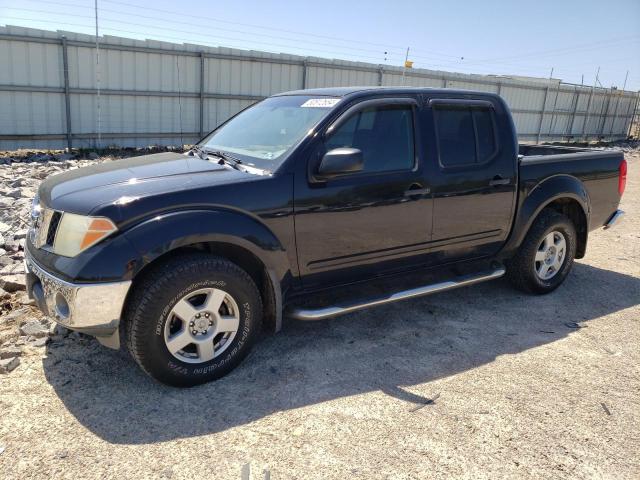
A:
288;266;506;321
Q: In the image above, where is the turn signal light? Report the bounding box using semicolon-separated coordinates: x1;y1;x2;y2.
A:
80;218;118;249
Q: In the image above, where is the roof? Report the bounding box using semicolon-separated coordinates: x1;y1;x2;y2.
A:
275;86;381;97
275;86;500;99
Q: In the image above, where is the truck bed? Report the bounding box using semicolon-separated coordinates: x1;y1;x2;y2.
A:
519;144;596;157
518;144;624;230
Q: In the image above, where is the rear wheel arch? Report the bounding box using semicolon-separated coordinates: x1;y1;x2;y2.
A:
506;208;577;294
504;175;590;259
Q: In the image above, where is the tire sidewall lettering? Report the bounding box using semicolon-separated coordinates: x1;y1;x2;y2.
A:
127;254;263;386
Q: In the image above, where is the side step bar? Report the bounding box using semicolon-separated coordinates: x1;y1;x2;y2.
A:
288;266;506;321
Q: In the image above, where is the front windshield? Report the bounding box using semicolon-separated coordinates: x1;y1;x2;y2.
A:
199;95;340;169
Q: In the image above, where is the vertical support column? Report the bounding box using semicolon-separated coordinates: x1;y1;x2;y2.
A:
546;85;561;141
567;87;579;139
377;66;383;86
302;59;308;89
61;36;72;151
199;51;205;139
627;93;640;138
581;86;594;141
620;94;635;138
607;90;623;139
598;89;612;137
536;87;550;144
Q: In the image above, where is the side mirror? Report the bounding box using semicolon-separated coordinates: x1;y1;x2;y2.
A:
317;148;364;179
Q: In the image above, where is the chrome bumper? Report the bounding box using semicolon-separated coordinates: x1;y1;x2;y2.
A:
603;210;624;230
24;251;131;349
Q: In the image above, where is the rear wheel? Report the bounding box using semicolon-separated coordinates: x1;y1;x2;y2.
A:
125;253;262;387
506;210;577;294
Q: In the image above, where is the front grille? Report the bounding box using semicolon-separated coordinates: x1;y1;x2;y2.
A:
46;211;62;246
33;207;63;249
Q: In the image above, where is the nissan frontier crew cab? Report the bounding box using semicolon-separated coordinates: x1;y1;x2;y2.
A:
25;87;626;387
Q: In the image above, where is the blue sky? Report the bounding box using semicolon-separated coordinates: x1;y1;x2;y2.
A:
2;0;639;90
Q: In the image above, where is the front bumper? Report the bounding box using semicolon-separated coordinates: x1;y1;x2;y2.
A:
24;250;131;348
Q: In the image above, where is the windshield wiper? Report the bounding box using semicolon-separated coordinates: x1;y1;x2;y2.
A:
188;144;209;160
189;146;269;174
188;146;241;168
208;150;244;170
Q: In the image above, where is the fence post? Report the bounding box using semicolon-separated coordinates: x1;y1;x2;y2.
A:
61;36;72;150
546;85;561;141
567;87;579;139
199;51;205;139
619;94;634;139
598;89;612;137
302;59;308;89
536;86;550;144
581;86;594;141
608;89;623;139
627;92;640;138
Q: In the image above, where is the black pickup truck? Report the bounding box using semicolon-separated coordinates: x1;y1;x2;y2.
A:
24;87;626;386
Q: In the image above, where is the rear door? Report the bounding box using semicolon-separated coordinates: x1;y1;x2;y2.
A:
425;97;517;261
293;97;433;288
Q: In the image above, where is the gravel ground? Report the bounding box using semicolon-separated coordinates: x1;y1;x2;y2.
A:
0;145;638;479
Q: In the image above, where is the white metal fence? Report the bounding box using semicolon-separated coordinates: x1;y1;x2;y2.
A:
1;25;638;150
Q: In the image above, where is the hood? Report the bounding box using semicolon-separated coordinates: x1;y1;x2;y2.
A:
39;152;252;216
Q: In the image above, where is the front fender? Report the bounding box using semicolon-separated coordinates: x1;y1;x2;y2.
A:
122;209;291;283
502;175;590;256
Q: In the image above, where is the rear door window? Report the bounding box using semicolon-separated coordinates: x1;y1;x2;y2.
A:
434;104;498;168
434;108;476;167
473;109;497;163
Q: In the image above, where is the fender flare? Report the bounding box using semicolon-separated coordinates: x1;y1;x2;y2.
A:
502;174;590;257
122;209;290;331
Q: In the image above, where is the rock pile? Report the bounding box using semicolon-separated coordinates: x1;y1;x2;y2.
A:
0;146;182;372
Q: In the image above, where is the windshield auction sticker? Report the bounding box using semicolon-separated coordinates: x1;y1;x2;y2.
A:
301;98;340;108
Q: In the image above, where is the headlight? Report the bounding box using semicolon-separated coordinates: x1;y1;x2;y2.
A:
53;213;118;257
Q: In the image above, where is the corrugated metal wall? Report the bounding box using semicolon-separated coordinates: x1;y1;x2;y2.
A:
1;25;638;150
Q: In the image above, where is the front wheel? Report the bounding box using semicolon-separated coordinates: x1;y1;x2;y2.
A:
124;253;263;387
506;210;577;294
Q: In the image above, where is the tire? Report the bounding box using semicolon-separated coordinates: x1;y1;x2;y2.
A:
124;253;263;387
506;210;577;294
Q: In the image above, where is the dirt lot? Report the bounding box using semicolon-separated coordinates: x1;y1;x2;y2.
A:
0;148;639;479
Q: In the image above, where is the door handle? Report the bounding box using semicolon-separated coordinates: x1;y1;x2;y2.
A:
489;176;511;186
404;184;430;197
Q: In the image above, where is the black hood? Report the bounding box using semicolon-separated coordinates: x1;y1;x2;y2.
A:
39;152;252;216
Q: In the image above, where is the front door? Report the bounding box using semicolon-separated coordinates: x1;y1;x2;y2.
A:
293;98;433;289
